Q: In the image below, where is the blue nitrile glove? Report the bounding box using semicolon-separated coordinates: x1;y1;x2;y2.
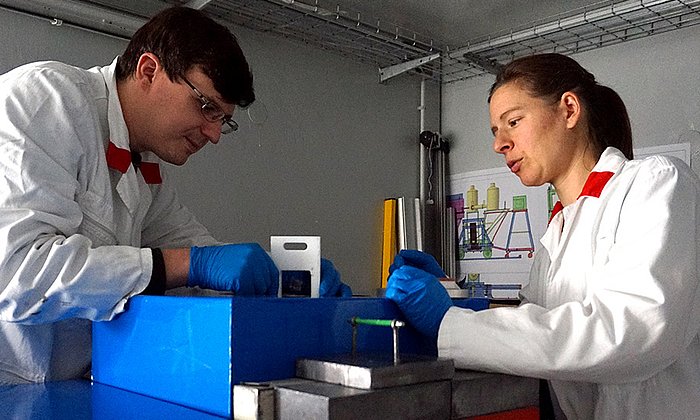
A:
389;249;446;278
385;265;452;339
188;243;279;295
319;258;352;297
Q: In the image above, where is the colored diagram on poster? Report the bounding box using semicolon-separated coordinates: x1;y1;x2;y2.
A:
448;167;554;289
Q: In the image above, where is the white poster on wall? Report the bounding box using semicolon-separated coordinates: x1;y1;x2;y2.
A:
448;143;690;295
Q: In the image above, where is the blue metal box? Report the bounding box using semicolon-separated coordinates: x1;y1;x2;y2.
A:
92;296;488;418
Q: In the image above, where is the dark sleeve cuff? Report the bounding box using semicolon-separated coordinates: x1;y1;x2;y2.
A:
142;248;167;295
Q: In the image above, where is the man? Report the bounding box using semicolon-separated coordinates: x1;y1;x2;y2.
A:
0;7;348;384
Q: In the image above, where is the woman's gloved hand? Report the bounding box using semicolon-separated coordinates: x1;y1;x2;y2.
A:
385;265;452;339
188;243;279;295
389;249;446;278
319;258;352;297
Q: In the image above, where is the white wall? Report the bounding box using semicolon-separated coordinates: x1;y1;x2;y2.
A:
0;9;126;70
173;25;431;295
0;7;434;295
443;24;700;175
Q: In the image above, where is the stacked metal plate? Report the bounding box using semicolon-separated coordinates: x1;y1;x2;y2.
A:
270;353;455;419
274;377;452;420
296;353;454;389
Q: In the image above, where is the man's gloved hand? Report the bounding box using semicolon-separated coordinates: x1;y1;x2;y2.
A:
389;249;446;278
319;258;352;297
188;243;279;295
385;265;452;339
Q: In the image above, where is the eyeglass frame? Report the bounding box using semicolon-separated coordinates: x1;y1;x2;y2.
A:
181;76;239;134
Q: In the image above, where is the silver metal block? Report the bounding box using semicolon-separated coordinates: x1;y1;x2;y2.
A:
297;353;454;389
451;370;539;418
275;377;451;420
233;383;275;420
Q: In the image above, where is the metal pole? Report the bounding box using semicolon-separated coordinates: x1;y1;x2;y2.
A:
391;322;400;365
437;141;446;270
419;79;427;251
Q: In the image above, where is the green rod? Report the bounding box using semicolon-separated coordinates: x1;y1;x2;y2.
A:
351;317;394;327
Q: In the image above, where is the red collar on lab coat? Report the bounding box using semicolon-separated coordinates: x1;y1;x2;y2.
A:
549;171;614;223
106;141;162;184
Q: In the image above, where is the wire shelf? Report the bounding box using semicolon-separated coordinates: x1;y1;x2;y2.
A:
193;0;442;79
190;0;700;84
442;0;700;83
8;0;699;84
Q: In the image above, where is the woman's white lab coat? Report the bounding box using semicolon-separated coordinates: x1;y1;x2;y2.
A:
439;147;700;419
0;58;216;383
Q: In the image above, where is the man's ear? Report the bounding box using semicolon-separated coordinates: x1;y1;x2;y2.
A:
560;91;582;129
134;52;161;88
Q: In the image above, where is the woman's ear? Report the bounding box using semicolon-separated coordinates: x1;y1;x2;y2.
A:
560;91;582;129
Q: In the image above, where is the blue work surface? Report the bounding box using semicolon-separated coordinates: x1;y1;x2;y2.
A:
0;380;224;419
92;296;488;418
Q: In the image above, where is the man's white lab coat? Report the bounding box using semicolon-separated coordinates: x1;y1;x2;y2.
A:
439;147;700;419
0;58;216;383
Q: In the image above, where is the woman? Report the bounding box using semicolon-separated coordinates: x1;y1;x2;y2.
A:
386;53;700;419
